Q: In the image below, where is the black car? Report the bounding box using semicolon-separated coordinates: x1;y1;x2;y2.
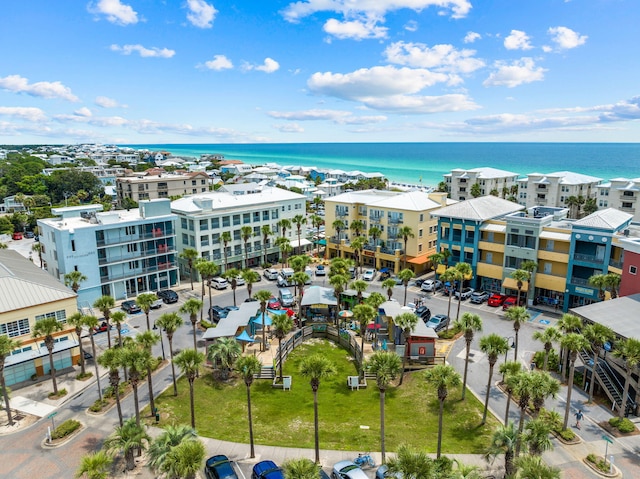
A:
157;289;179;304
205;455;238;479
415;305;431;322
209;305;229;323
121;300;141;314
24;231;35;239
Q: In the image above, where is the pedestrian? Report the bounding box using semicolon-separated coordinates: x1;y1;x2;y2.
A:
574;409;584;429
530;361;536;371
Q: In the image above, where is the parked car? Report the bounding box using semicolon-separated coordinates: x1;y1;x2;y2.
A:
421;279;442;292
210;277;228;290
205;455;238;479
332;460;368;479
263;268;279;280
502;296;522;310
11;232;22;240
24;231;35;239
157;289;179;304
470;290;490;304
487;293;507;307
93;321;110;334
305;266;314;283
278;288;295;307
414;278;425;288
454;287;475;300
426;314;450;332
362;269;376;281
267;297;281;310
150;297;163;309
375;465;402;479
349;266;356;279
121;300;141;314
252;460;284;479
209;305;229;323
232;276;245;286
315;264;326;276
379;267;392;280
415;305;431;322
391;275;404;285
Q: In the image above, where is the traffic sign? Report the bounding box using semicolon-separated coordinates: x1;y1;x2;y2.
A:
46;412;58;419
602;435;613;444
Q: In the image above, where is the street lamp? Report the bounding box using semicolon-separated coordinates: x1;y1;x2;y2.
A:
504;336;515;363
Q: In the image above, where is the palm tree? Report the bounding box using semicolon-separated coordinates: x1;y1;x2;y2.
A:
368;226;382;248
104;417;150;471
504;306;530;360
329;274;349;312
277;218;292;238
282;458;321;479
510;269;529;308
353;304;376;375
532;326;561;371
293;271;310;306
240;225;254;269
136;292;159;331
207;337;242;380
221;231;232;272
64;270;87;293
32;317;64;395
67;312;87;376
147;424;198;476
235;355;262;458
292;214;307;255
613;337;640;418
255;290;273;352
310;214;324;256
111;310;127;348
332;219;346;253
510;371;536;456
514;455;561;479
454;262;472;321
155;312;184;396
350;279;368;304
120;342;152;425
349;219;365;237
299;354;337;463
261;225;272;265
82;315;104;401
583;323;615;403
272;313;294;382
31;242;43;268
97;348;125;426
242;269;260;299
560;333;589;430
0;335;21;426
394;312;419;385
588;273;608;300
386;444;435;478
161;434;205;479
381;278;397;301
196;260;218;318
398;268;415;306
499;361;522;424
530;371;560;418
180;298;203;353
75;451;113;479
440;267;458;321
454;312;483;400
424;364;461;458
557;313;582;381
179;247;199;290
398;225;414;269
604;272;621;299
365;351;402;463
521;260;538;303
135;330;160;418
480;334;510;425
522;417;554;457
174;349;205;428
276;236;292;267
224;268;241;306
484;421;518;478
93;295;116;349
351;236;366;273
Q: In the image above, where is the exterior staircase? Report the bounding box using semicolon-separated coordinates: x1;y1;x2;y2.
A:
580;349;636;412
255;366;275;380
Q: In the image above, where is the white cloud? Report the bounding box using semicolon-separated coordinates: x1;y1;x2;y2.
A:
504;30;533;50
244;58;280;73
323;17;388;40
282;0;472;22
383;41;485;74
95;96;126;108
0;74;79;102
547;26;587;50
464;31;481;43
74;107;92;117
361;94;478;114
273;123;304;133
203;55;234;71
483;58;546;88
110;44;176;58
268;109;387;124
0;106;47;121
404;20;418;32
88;0;138;25
186;0;217;28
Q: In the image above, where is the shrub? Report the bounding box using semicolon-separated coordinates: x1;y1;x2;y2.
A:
533;349;559;371
200;319;213;329
89;398;109;412
48;388;67;399
103;383;127;399
609;417;622;427
51;419;80;439
586;453;610;473
557;428;576;441
609;416;635;433
438;324;461;340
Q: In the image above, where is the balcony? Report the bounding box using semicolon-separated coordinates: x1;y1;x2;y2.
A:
97;228;172;247
570;276;590;286
573;252;601;264
388;217;403;225
336;210;349;218
100;261;178;282
369;216;383;224
98;245;176;265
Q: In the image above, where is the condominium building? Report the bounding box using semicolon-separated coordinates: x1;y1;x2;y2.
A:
37;200;179;307
444;167;520;201
171;185;307;273
596;178;640;222
0;250;79;387
116;171;210;205
517;171;602;210
324;189;452;274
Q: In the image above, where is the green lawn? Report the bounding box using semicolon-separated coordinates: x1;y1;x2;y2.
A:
148;339;499;453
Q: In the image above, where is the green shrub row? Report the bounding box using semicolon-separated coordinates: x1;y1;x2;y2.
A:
51;419;80;439
586;453;611;473
89;398;110;412
200;319;214;329
609;416;636;433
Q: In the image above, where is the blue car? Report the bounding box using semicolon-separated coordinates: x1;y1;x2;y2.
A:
205;455;238;479
252;460;284;479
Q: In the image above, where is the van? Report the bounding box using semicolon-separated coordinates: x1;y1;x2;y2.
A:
279;288;295;307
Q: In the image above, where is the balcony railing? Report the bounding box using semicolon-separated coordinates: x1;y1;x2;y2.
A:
388;218;403;225
609;259;623;269
100;262;178;282
570;276;590;286
369;216;383;223
573;253;600;263
98;246;175;265
97;229;173;247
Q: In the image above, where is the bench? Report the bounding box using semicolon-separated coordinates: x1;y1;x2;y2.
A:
348;375;367;390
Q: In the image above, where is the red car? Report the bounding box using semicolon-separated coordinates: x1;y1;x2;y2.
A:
487;293;507;307
93;321;110;334
267;297;281;310
502;296;521;310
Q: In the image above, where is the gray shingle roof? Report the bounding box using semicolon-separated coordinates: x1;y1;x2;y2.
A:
574;208;632;230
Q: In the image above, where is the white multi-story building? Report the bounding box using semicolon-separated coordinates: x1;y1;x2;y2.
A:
596;178;640;222
517;171;602;209
444;167;520;201
171;185;307;272
37;200;179;307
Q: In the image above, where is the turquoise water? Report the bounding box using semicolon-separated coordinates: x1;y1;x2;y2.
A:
124;143;640;187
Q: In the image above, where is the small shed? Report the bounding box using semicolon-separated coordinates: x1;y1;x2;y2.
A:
379;301;438;358
299;286;338;323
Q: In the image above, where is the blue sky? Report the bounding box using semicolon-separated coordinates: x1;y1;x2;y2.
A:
1;0;639;144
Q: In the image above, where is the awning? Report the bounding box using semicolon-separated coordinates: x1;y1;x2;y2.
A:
5;337;79;367
539;231;571;241
503;277;528;292
235;330;255;342
252;313;272;327
290;238;312;248
436;264;447;274
314;239;327;245
408;253;431;265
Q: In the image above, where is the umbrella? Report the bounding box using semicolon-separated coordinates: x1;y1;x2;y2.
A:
367;323;382;330
338;310;354;318
252;312;272;327
284;308;295;317
235;330;255;343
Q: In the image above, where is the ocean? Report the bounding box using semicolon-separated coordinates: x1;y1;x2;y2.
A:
123;143;640;188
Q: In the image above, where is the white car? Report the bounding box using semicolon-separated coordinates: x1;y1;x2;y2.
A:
421;279;443;292
362;269;376;281
315;264;327;276
209;277;228;290
332;460;368;479
263;268;279;280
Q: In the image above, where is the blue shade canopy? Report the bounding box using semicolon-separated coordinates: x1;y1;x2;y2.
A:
236;330;255;342
252;312;272;327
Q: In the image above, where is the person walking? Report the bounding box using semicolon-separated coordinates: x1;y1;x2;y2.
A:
574;409;584;429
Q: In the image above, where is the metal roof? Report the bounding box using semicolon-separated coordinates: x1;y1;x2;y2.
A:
570;294;640;340
432;196;525;221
